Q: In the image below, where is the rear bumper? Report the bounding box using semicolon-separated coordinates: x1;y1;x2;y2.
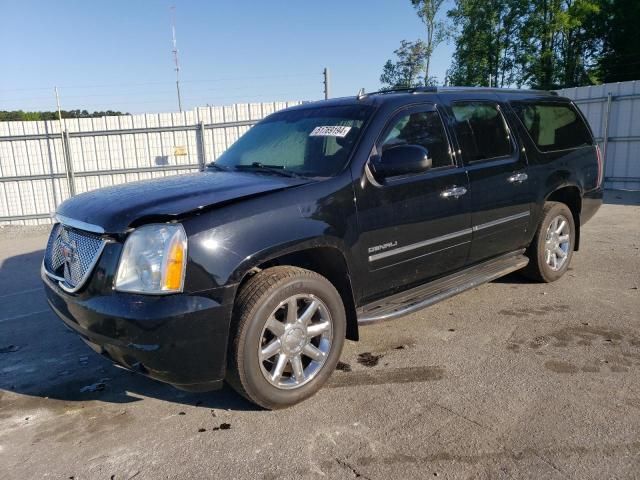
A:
581;187;603;225
42;269;235;391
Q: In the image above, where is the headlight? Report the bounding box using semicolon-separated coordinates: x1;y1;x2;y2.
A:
114;224;187;294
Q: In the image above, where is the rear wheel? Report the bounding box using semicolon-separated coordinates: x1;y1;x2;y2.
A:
523;201;576;282
227;266;346;409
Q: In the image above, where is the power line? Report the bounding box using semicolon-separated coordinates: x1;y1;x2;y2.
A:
1;82;323;103
0;73;320;93
0;91;319;110
0;67;327;112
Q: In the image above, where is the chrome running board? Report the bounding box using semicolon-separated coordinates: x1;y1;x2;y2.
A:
357;250;529;325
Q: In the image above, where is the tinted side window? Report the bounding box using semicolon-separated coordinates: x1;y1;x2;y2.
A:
451;102;513;162
381;110;453;169
512;102;592;152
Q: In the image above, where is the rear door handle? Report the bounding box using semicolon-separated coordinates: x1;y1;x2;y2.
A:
441;186;468;199
508;172;528;183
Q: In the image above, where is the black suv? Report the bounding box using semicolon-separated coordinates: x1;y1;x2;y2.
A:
42;87;603;408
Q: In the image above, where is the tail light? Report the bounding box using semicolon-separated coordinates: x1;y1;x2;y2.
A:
595;144;604;188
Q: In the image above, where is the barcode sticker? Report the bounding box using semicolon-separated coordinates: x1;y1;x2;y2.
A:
309;126;352;137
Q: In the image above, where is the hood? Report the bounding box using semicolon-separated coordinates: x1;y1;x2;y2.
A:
56;171;310;233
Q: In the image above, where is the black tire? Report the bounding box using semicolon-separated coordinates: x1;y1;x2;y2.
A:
226;266;346;409
522;201;576;282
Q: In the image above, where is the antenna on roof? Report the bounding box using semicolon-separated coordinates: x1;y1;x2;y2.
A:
357;88;366;99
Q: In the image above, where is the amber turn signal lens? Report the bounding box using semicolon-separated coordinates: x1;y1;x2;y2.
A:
163;239;185;291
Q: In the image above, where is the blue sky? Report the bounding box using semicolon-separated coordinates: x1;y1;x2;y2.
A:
0;0;454;113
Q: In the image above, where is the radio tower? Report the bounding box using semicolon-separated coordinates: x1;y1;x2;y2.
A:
170;6;183;112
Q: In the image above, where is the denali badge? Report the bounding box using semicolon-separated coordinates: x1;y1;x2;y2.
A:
368;241;398;254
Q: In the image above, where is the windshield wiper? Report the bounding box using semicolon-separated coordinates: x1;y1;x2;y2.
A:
206;162;231;171
235;162;305;178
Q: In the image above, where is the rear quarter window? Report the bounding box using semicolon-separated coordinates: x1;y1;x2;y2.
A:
512;102;593;152
451;102;513;163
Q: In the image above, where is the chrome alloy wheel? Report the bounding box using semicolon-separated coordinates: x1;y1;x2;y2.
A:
544;215;571;271
258;294;333;390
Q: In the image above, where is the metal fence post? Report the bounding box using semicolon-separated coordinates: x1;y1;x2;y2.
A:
62;130;76;196
0;101;297;223
197;121;207;171
603;92;613;167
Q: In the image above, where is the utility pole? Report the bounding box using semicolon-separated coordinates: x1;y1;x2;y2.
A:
170;6;183;112
323;67;331;100
54;86;64;129
55;87;76;196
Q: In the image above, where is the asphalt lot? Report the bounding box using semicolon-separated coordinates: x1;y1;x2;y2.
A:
1;192;639;479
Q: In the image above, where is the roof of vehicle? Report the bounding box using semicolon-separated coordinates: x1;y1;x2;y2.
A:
362;86;558;97
287;86;569;112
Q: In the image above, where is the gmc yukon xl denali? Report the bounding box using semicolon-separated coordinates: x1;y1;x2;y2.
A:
42;87;603;408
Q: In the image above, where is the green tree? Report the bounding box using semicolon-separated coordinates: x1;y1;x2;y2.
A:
411;0;448;85
0;110;129;122
523;0;601;89
380;40;430;88
447;0;527;87
447;0;604;90
597;0;640;82
559;0;601;86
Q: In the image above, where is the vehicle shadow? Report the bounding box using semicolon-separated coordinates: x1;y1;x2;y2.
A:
0;248;258;411
491;271;532;284
603;189;640;206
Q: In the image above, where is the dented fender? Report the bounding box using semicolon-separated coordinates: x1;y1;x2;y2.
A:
181;175;359;294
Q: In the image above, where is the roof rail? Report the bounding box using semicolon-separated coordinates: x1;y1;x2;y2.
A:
357;85;557;99
437;86;557;96
357;86;437;98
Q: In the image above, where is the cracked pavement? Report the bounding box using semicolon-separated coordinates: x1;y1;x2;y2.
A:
1;193;639;479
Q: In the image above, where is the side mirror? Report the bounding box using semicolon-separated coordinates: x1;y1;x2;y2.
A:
374;144;432;178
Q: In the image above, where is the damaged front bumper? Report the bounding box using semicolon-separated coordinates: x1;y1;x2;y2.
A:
42;269;235;392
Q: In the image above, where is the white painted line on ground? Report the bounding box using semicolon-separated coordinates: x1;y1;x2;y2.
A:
0;287;43;300
0;309;50;323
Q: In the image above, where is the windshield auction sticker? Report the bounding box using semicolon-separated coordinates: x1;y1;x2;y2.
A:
309;126;352;137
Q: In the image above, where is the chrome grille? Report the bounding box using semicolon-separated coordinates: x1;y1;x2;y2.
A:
44;223;106;291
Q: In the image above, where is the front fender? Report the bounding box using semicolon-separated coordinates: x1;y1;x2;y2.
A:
180;177;357;293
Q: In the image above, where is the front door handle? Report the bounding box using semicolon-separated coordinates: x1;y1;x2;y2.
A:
508;172;528;183
441;186;468;199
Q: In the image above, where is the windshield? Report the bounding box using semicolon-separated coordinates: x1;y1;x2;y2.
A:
212;105;373;177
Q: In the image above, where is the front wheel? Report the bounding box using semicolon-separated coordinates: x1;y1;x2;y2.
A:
227;266;346;409
522;201;576;282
